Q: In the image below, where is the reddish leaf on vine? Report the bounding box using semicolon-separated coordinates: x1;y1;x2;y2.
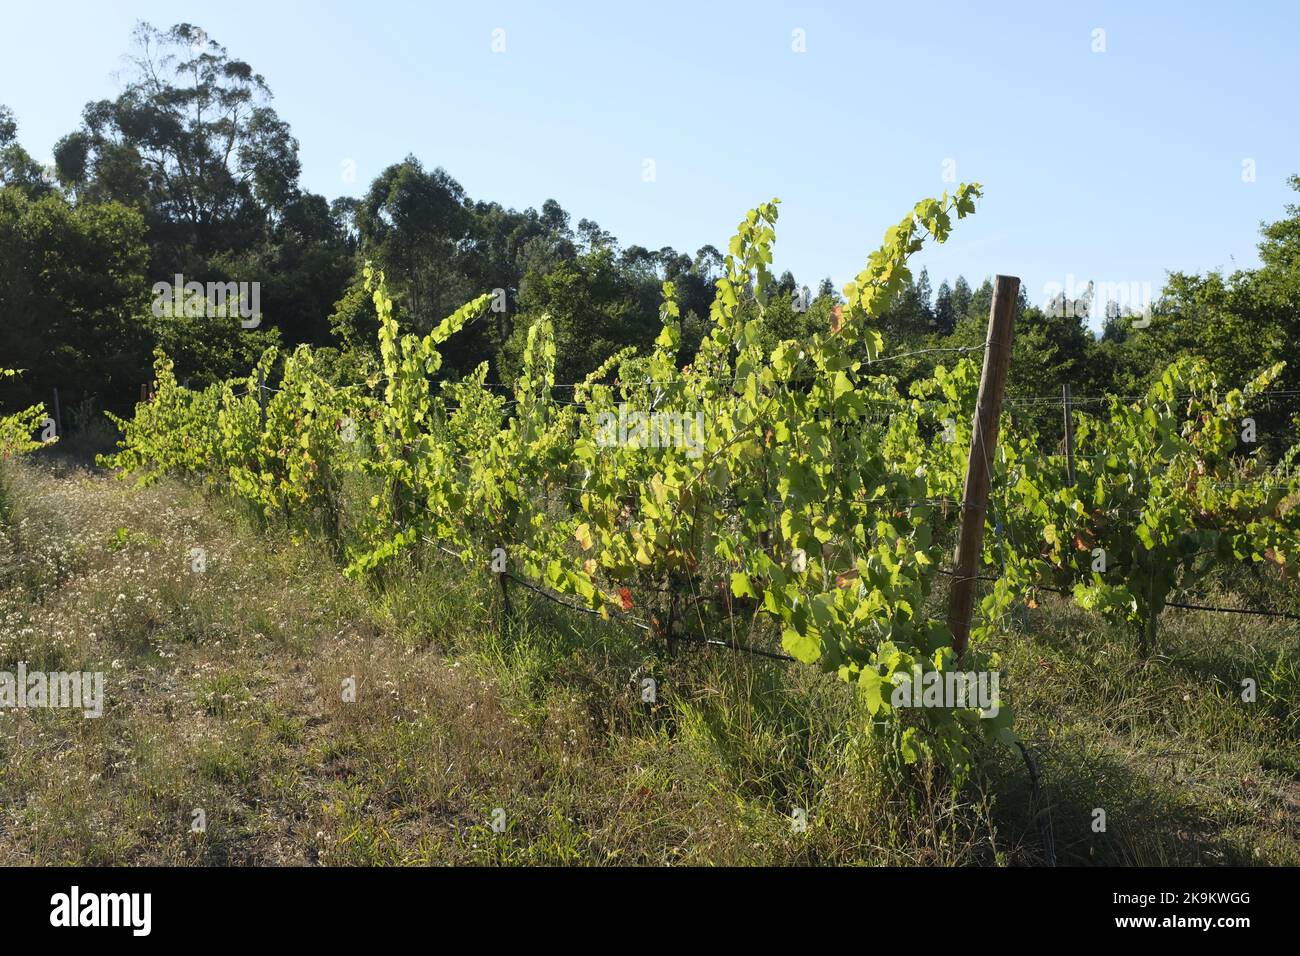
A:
618;587;634;611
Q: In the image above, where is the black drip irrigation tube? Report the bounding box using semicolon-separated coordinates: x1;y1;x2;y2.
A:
935;567;1300;621
496;564;1057;863
496;565;796;661
1015;741;1057;866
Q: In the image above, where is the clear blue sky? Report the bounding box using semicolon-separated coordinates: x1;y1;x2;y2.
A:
3;1;1298;323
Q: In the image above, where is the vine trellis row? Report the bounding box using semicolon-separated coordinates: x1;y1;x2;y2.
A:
92;186;1299;780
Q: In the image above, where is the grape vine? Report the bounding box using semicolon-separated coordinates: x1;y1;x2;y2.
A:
96;185;1300;779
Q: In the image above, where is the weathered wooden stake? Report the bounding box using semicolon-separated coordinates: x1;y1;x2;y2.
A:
498;568;512;638
52;387;63;438
1063;382;1076;487
257;368;267;431
947;274;1019;657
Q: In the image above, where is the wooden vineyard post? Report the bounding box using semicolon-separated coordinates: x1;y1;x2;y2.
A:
1063;382;1076;487
257;368;267;432
498;568;512;638
52;387;63;439
947;274;1019;658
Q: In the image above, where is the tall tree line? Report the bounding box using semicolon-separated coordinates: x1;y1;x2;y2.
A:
1;21;1296;458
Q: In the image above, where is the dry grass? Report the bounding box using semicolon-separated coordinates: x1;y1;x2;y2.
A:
0;454;1295;865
